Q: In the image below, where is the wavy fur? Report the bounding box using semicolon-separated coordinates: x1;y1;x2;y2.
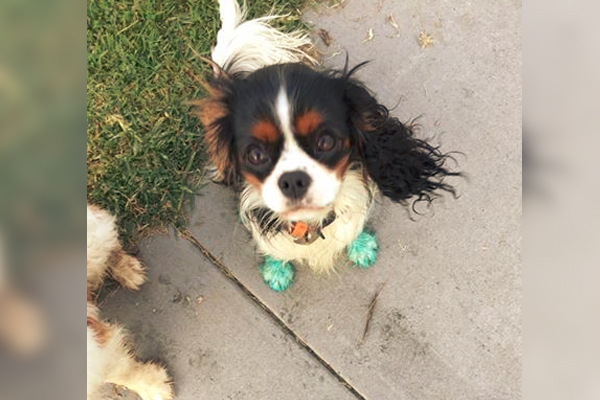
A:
212;0;315;75
87;304;173;400
341;63;461;209
87;204;173;400
87;204;146;294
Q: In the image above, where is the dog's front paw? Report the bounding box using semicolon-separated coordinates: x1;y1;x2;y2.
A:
347;231;379;268
259;256;294;292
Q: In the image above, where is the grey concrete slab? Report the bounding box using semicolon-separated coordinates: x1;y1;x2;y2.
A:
98;234;357;400
188;0;521;399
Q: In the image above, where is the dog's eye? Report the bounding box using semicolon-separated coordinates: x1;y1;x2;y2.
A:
316;134;336;152
247;146;269;166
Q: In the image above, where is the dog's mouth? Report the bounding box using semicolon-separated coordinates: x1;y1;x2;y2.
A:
281;205;331;222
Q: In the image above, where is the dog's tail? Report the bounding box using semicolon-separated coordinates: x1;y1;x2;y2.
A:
211;0;316;74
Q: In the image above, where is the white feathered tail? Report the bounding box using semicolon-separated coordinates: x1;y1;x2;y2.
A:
211;0;316;74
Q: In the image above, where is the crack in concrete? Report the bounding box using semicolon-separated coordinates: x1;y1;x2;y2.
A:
180;229;369;400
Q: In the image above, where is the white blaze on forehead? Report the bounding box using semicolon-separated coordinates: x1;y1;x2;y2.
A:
261;86;341;216
275;87;294;142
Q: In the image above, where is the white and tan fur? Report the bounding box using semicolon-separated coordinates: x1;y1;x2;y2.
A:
241;168;377;273
87;204;146;293
87;304;173;400
87;204;173;400
211;0;315;75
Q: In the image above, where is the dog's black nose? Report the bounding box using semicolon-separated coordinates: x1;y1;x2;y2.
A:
278;171;311;200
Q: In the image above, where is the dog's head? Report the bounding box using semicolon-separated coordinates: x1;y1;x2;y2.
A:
193;62;459;223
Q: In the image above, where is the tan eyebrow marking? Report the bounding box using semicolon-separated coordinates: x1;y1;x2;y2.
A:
251;120;279;143
295;110;323;136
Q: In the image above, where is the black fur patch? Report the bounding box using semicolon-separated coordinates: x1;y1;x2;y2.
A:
362;118;460;205
248;207;284;237
342;64;461;209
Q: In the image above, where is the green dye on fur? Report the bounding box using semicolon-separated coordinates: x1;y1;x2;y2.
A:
259;256;294;292
347;231;379;268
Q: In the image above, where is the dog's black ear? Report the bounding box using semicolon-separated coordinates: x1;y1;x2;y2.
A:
344;74;460;208
190;71;238;185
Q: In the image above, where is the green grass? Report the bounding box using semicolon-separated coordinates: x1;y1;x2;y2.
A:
87;0;311;247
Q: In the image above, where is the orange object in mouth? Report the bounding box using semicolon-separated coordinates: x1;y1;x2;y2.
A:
290;221;309;238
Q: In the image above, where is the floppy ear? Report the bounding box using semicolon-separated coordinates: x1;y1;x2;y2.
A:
344;76;460;208
189;70;237;185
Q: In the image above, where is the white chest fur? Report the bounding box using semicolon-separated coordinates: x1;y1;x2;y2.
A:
241;168;376;273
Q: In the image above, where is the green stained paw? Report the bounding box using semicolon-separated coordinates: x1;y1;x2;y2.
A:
259;256;294;292
347;231;379;268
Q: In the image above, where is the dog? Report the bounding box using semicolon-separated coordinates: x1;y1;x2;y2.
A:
192;0;460;291
87;204;174;400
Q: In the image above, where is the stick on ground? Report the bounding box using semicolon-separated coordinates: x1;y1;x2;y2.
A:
360;282;386;344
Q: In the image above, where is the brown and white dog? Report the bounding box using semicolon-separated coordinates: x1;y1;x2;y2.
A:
192;0;459;291
87;204;173;400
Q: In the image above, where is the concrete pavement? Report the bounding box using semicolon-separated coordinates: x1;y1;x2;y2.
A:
100;0;521;398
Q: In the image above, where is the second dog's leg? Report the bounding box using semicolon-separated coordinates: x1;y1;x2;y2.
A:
102;326;174;400
107;249;146;291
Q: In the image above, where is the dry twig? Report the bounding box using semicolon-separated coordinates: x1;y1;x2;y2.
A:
360;282;386;343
